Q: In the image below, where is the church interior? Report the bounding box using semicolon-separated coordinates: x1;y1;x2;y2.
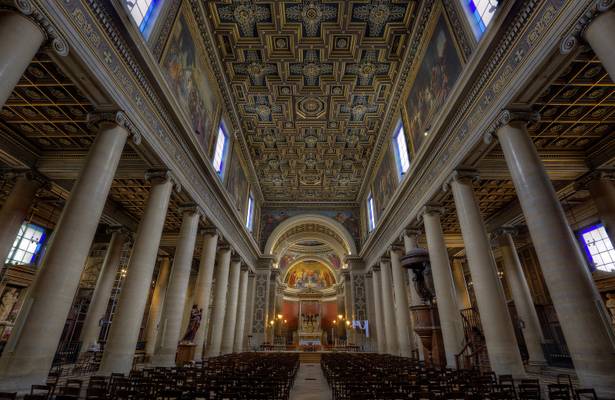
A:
0;0;614;399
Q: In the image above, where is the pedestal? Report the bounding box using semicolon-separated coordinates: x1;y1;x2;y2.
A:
176;344;196;366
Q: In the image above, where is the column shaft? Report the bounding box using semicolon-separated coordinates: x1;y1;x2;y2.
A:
99;176;173;374
192;232;218;360
423;211;465;368
0;122;128;389
379;260;399;355
451;258;472;310
451;176;526;377
390;249;412;357
233;268;249;352
583;10;615;82
0;12;45;108
497;120;615;394
371;268;387;354
221;260;241;354
144;257;171;357
80;229;128;353
205;248;231;357
151;210;199;366
0;174;43;264
243;273;256;350
497;232;546;365
403;231;423;359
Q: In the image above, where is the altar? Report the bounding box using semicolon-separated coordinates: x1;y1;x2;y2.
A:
298;300;323;346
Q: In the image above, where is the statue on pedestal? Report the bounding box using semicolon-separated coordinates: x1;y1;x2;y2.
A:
181;304;202;343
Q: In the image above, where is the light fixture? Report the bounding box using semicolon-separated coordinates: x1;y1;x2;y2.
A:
338;314;343;320
345;320;351;326
333;320;337;324
270;320;275;325
277;314;283;319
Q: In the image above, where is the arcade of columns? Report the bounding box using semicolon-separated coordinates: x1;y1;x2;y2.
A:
0;1;614;398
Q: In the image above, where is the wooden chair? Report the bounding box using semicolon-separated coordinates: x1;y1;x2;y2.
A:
0;393;16;400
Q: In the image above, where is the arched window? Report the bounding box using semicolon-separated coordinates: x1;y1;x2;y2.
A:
125;0;158;34
461;0;498;39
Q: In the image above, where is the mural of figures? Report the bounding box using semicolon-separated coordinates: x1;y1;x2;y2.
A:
405;13;463;154
161;4;221;157
226;145;250;217
371;143;399;217
286;261;335;290
260;209;360;248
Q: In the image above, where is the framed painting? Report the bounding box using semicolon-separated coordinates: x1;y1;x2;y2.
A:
404;10;464;156
226;144;250;217
371;143;399;218
161;2;222;158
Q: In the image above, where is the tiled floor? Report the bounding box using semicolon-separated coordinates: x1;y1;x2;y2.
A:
290;363;332;400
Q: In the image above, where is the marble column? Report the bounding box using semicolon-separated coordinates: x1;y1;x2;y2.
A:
0;117;130;390
371;266;387;354
583;9;615;82
151;207;199;366
390;247;412;357
448;169;526;377
243;272;256;350
221;258;242;354
144;257;171;357
192;229;218;360
495;228;546;366
582;171;615;246
495;113;615;394
0;172;45;265
205;246;231;357
99;171;175;374
379;258;399;355
80;227;129;353
421;207;465;368
403;229;422;359
0;11;45;108
451;258;472;310
234;266;249;352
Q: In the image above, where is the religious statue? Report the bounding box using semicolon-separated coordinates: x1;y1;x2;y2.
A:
0;287;20;322
181;304;202;343
606;293;615;325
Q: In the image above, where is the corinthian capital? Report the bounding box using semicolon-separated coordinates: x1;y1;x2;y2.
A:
87;111;142;145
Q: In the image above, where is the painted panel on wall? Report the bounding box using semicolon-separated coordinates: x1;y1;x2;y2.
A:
285;261;335;290
161;3;222;157
404;13;463;154
226;144;250;217
371;143;399;218
260;208;360;249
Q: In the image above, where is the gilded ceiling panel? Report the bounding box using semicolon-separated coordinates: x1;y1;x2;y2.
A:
206;0;417;201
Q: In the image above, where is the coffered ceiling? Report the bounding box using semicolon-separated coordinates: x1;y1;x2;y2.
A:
205;0;418;202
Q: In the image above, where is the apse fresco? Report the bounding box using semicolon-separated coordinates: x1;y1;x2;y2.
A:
286;261;335;290
260;208;360;248
371;143;399;217
226;145;250;217
161;4;221;157
405;13;462;155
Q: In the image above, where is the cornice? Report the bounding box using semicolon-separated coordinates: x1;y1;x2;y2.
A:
359;0;584;268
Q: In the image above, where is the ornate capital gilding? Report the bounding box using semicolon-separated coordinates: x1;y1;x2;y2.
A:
87;111;142;145
442;168;480;192
144;169;181;192
13;0;69;56
561;0;615;54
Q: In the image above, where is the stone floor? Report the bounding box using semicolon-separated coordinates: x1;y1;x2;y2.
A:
290;363;332;400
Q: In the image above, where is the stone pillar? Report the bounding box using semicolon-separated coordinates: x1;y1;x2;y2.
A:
205;246;231;357
583;9;615;82
251;264;272;348
234;266;249;352
494;228;546;366
421;207;465;368
151;207;199;366
144;257;171;357
495;112;615;394
403;229;423;359
371;266;387;354
451;258;472;310
581;171;615;246
0;117;130;390
379;258;399;355
390;247;412;357
221;258;241;354
266;270;279;343
99;171;175;374
0;172;45;265
243;272;256;350
80;227;129;353
192;229;218;360
0;11;45;108
448;169;526;377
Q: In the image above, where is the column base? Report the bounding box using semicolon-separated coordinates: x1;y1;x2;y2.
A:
526;360;547;374
98;353;134;376
0;372;47;393
149;352;176;368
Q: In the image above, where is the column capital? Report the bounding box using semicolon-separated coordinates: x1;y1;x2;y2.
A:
403;228;421;237
12;0;69;56
561;0;615;54
365;271;373;278
200;226;220;238
443;168;479;192
231;254;242;264
2;168;49;189
257;256;275;270
145;169;181;193
87;111;142;145
106;225;132;238
484;109;540;144
178;203;202;218
491;226;519;240
574;169;615;190
418;204;446;220
388;244;405;254
379;256;391;265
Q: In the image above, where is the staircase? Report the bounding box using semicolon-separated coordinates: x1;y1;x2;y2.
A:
299;352;322;364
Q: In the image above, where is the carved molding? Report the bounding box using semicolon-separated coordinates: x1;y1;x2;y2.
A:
560;0;615;54
144;169;181;192
87;111;142;145
483;109;540;144
13;0;69;56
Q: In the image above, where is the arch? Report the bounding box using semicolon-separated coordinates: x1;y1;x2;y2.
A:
264;214;357;256
274;233;347;262
283;257;338;290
